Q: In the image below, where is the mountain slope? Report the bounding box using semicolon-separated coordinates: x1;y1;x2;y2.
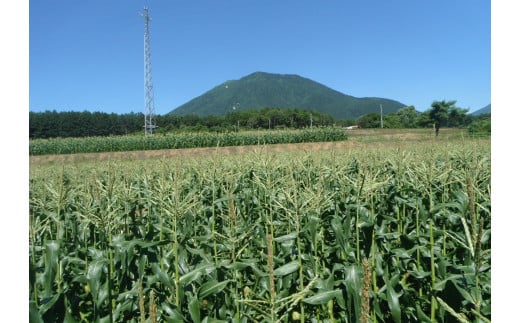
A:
471;104;491;115
168;72;406;119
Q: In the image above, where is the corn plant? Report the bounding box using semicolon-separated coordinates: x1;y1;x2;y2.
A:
29;128;349;156
30;139;490;322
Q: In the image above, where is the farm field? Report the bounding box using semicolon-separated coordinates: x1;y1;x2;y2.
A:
29;128;349;156
30;128;476;164
29;131;491;322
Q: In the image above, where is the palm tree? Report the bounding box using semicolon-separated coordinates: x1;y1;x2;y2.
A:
429;100;456;136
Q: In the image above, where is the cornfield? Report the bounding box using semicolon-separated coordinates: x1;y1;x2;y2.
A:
29;140;490;322
29;128;348;156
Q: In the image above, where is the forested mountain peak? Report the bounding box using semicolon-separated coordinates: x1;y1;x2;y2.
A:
169;71;406;119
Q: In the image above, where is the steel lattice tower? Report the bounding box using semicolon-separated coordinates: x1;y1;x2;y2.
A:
142;7;157;135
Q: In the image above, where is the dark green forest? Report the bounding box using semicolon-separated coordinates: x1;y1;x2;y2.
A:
29;108;334;139
30;103;490;139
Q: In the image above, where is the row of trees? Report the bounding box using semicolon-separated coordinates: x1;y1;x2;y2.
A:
160;108;334;132
350;100;480;132
29;102;490;139
29;111;143;139
29;108;334;139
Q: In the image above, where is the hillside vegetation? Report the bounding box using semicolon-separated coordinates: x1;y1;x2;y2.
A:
471;104;491;116
169;72;406;119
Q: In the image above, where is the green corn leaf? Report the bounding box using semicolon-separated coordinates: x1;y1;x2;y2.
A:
470;286;483;305
198;280;230;299
98;314;113;323
314;271;334;290
227;261;252;271
344;265;362;320
87;259;106;303
408;268;431;279
303;289;342;305
185;245;212;263
112;298;135;321
179;263;216;286
273;260;299;276
29;301;44;323
151;263;174;293
97;284;109;309
416;304;432;323
460;216;474;257
431;202;462;214
330;216;347;248
188;295;201;323
392;248;412;259
437;255;447;278
387;282;402;323
274;232;297;242
383;267;402;323
471;309;491;323
138;254;147;279
451;280;475;305
433;274;462;291
436;297;470;323
241;262;269;278
161;303;186;321
38;293;62;317
42;241;60;296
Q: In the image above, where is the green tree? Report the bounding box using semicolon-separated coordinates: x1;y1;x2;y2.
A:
429;100;456;136
396;106;419;128
357;113;381;128
468;118;491;135
382;114;401;128
336;118;357;127
447;106;470;127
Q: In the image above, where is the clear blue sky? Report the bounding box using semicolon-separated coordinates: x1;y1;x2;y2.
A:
29;0;490;115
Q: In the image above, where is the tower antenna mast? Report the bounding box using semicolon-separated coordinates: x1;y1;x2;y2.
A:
141;7;157;135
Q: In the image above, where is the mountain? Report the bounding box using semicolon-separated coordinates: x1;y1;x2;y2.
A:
168;72;407;119
471;104;491;116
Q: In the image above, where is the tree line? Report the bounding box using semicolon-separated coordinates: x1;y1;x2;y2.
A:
29;108;334;139
29;102;490;139
344;100;490;136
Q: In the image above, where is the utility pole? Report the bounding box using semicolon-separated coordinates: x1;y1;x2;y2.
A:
142;7;157;135
380;104;383;128
310;113;313;129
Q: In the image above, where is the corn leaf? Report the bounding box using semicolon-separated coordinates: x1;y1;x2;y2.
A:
303;289;342;305
273;260;299;276
188;295;201;323
198;280;230;299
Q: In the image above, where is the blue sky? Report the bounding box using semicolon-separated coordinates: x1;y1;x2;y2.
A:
29;0;490;115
